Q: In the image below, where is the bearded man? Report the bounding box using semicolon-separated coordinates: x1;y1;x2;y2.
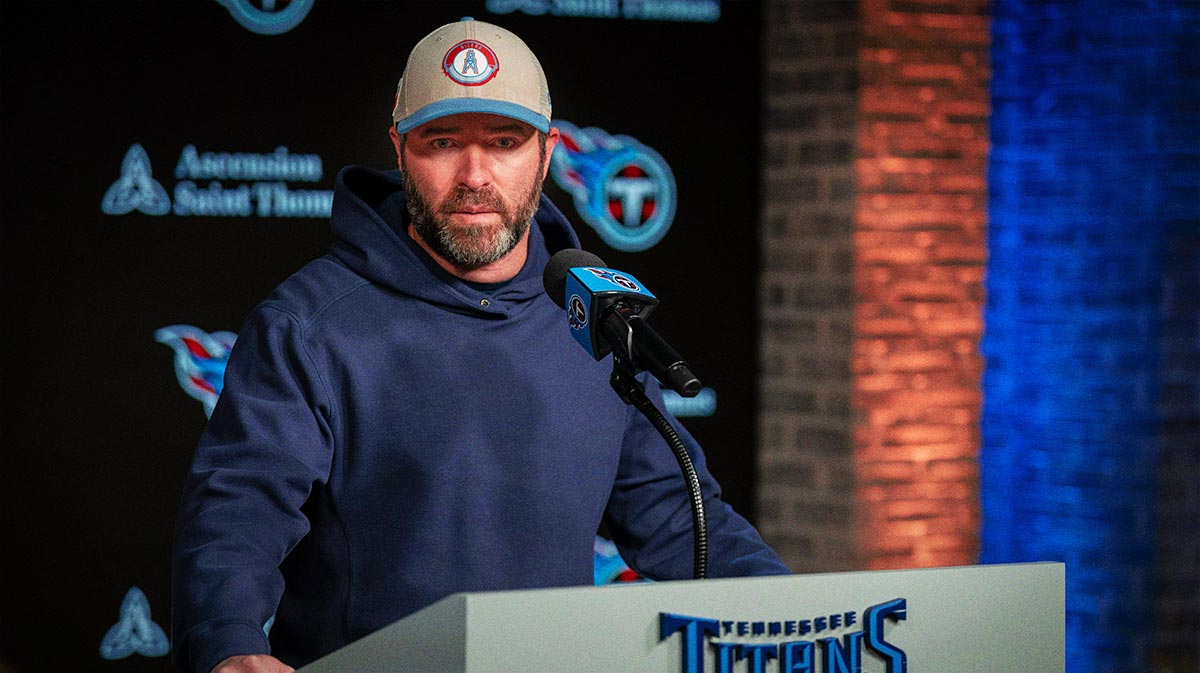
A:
171;18;789;673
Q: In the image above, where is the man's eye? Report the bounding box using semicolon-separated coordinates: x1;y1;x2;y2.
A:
431;139;453;149
495;137;516;148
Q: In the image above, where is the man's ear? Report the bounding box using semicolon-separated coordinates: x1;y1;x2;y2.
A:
388;125;403;169
542;127;561;180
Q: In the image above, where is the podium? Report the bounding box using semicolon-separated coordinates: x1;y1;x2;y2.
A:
299;562;1064;673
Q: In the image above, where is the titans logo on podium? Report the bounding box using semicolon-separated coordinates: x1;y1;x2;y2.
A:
660;598;908;673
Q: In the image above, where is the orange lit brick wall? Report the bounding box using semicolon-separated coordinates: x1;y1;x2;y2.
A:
852;0;989;568
758;0;988;573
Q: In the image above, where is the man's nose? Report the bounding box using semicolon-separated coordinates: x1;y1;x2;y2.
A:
456;146;491;190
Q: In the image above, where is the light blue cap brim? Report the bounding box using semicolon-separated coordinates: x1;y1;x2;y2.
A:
395;98;551;134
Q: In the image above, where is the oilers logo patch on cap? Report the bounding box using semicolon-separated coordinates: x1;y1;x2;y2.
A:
393;18;552;133
443;40;499;86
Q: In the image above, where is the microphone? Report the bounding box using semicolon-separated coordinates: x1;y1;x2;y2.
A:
543;249;702;397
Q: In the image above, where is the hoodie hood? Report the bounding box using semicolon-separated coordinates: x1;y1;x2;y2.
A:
328;165;579;316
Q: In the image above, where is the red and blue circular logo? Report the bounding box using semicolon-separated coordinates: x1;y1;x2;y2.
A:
443;40;499;86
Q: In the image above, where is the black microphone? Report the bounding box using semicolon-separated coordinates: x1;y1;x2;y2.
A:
542;249;701;397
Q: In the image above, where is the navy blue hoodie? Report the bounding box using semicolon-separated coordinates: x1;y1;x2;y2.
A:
171;166;789;673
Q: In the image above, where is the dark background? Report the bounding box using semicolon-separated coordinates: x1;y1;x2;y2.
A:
0;1;763;671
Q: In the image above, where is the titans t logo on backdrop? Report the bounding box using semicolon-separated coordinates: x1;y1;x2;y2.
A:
214;0;315;35
550;121;678;253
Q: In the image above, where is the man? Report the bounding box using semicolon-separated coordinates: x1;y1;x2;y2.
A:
171;18;789;673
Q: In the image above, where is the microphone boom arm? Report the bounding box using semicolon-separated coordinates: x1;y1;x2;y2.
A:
604;307;709;581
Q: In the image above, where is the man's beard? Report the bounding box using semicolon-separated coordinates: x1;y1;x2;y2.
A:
402;158;545;269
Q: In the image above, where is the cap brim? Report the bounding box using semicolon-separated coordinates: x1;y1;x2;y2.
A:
395;98;550;134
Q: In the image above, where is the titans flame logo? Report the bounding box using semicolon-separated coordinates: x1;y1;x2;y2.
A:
155;325;238;417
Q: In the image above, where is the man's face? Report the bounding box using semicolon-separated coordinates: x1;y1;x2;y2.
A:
395;112;559;269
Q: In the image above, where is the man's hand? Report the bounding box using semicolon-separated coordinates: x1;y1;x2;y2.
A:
210;654;295;673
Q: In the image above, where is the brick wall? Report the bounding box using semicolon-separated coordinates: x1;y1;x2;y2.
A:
759;0;1196;666
757;0;988;573
1154;4;1200;661
757;0;861;573
1158;219;1200;669
851;0;989;569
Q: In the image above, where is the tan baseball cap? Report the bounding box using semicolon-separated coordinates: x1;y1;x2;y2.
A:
392;17;552;133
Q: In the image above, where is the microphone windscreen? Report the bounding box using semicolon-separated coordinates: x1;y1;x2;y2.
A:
542;248;607;309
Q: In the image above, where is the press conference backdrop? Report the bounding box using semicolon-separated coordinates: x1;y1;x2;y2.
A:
0;1;762;670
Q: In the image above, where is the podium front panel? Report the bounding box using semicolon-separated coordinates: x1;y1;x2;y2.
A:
301;562;1064;673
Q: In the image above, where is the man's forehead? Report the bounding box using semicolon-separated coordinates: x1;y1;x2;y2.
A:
411;113;537;138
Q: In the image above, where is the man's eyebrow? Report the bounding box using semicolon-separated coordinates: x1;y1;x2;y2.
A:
415;125;461;138
487;123;529;134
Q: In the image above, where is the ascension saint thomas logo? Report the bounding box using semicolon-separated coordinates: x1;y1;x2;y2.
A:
99;587;169;660
101;144;171;216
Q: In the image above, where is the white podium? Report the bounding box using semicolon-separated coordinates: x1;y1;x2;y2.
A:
299;562;1064;673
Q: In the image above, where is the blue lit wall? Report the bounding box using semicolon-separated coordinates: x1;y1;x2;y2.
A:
982;2;1199;672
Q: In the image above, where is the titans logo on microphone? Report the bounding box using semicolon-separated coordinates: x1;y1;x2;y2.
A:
584;267;640;292
549;121;677;252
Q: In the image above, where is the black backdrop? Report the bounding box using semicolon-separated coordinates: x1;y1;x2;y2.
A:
1;1;762;670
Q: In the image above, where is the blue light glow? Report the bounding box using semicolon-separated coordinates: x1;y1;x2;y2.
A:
983;2;1197;670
